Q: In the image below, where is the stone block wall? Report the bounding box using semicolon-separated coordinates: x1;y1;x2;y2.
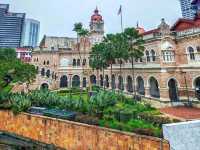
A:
0;110;170;150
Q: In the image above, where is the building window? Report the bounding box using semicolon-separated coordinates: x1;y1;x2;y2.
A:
146;51;150;62
188;46;195;60
150;50;156;62
77;59;80;66
47;60;49;65
43;61;46;65
51;47;54;51
163;50;175;62
73;59;76;66
83;59;86;66
46;70;50;78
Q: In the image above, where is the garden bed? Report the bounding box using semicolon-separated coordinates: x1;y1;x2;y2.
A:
0;87;181;138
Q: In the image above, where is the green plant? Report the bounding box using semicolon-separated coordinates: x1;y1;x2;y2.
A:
10;94;32;114
89;90;117;116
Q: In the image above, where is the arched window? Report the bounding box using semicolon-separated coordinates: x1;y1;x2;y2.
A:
149;77;160;98
47;60;50;65
83;77;87;88
105;75;109;88
163;51;175;62
73;59;76;66
43;61;46;65
150;50;156;62
146;51;150;62
118;76;124;90
82;59;86;66
137;76;145;95
72;75;80;87
127;76;133;92
41;68;45;76
90;75;96;85
60;75;68;88
46;70;50;78
188;47;195;60
111;75;116;89
77;59;81;66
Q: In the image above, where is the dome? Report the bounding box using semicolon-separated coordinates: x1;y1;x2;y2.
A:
161;41;173;50
91;7;103;22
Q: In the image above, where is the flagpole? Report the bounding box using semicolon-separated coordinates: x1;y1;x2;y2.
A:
120;5;123;32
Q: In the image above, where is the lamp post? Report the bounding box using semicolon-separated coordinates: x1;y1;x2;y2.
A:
181;70;191;107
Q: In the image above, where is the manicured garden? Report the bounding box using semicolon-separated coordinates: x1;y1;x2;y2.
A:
0;86;180;138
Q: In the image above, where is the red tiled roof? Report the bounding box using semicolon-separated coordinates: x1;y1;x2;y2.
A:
142;28;159;35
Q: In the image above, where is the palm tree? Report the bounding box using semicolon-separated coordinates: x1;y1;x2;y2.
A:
103;34;116;89
89;43;108;90
124;27;144;96
114;33;129;92
73;22;83;51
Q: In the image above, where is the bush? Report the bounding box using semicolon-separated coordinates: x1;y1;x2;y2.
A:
10;94;31;114
89;90;117;116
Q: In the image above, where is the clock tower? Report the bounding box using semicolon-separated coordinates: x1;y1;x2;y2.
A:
89;7;104;44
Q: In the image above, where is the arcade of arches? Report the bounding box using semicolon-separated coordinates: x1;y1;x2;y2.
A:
53;73;200;102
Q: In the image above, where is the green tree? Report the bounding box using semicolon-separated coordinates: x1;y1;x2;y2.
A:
89;43;108;89
0;48;37;93
114;33;129;91
124;27;145;96
103;34;116;89
73;22;83;51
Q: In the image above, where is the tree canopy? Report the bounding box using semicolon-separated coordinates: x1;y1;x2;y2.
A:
0;48;37;91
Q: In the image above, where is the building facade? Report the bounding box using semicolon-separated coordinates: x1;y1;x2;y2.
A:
0;4;25;48
31;8;200;107
179;0;195;19
22;18;40;48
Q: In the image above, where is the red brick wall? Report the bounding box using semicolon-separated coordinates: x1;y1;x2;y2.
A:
0;110;170;150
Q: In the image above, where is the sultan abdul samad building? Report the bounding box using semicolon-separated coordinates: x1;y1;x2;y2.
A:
31;7;200;107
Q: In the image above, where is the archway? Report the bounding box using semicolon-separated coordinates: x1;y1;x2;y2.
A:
137;76;145;95
127;76;133;92
46;70;50;78
100;75;103;87
168;78;179;101
90;75;96;85
40;83;49;90
60;75;68;88
83;77;87;88
118;76;124;90
72;75;80;87
111;75;116;89
41;68;45;76
105;75;109;88
149;77;160;98
194;77;200;100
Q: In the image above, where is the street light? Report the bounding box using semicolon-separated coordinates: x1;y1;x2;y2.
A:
181;70;191;107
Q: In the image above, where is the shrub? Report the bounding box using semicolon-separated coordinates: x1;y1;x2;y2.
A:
10;94;31;114
89;90;117;116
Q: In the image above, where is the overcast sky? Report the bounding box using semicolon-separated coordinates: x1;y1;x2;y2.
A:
1;0;181;40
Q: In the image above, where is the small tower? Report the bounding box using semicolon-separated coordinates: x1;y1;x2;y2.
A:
89;7;104;44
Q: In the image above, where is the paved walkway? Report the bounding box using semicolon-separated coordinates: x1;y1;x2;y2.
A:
160;106;200;120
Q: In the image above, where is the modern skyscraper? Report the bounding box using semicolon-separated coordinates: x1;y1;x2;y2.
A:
191;0;200;15
0;4;25;48
179;0;195;19
22;19;40;48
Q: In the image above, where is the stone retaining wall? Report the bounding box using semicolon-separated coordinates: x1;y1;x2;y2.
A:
0;110;170;150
